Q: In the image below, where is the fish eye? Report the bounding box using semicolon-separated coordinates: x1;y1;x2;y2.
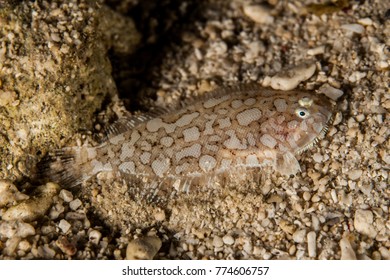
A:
295;108;310;119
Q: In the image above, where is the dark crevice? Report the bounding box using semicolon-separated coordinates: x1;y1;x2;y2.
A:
105;0;203;112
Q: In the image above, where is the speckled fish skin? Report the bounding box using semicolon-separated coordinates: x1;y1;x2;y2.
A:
40;85;333;192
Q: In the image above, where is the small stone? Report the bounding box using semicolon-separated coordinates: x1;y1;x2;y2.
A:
319;84;344;100
330;189;338;203
65;212;86;220
0;221;35;238
0;180;29;207
3;236;21;256
222;234;235;245
49;203;65;220
312;153;323;163
307;45;325;56
212;236;224;247
69;199;82;211
289;245;297;255
307;231;317;258
40;244;56;259
341;23;365;34
311;194;320;203
266;194;283;203
253;246;263;256
378;247;390;260
243;5;274;24
56;236;77;256
340;237;357;260
58;219;71;234
267;62;316;91
2;183;59;222
41;225;55;235
0;91;17;106
154;210;166;221
89;229;102;245
18;240;31;252
50;32;61;42
59;189;73;203
303;191;311;201
349;71;367;83
243;240;253;254
357;18;373;26
347;169;363;180
354;210;377;238
126;236;162;260
263;252;272;260
372;251;381;260
279;220;295;235
293;229;306;243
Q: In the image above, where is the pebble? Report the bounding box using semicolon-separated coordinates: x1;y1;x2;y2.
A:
0;91;17;106
50;32;61;42
303;191;311;201
357;18;373;26
59;189;73;202
65;211;85;220
69;199;82;211
347;169;363;180
58;219;71;234
340;237;357;260
0;221;35;238
292;229;306;243
330;189;338;203
348;71;367;83
266;62;316;91
263;251;272;260
319;84;344;100
289;245;296;255
212;236;224;247
222;234;235;245
307;45;325;56
243;240;253;254
89;229;102;245
379;247;390;260
243;5;274;24
307;231;317;258
2;183;59;222
372;251;381;260
279;220;295;235
18;240;32;252
354;210;377;238
154;210;166;221
39;244;56;259
3;237;21;256
56;236;77;256
126;236;162;260
341;23;365;34
312;153;323;163
0;180;29;207
311;194;320;203
49;203;65;220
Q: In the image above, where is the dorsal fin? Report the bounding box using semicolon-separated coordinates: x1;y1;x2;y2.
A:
100;115;154;141
179;83;264;107
101;83;264;141
100;106;173;141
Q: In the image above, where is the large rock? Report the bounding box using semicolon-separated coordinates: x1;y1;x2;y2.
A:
0;0;140;181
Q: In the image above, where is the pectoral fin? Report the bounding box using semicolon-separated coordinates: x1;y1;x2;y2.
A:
275;152;301;176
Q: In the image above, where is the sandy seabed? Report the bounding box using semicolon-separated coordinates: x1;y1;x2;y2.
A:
0;0;389;260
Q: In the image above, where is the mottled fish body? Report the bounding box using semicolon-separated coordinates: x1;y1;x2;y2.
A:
39;85;333;198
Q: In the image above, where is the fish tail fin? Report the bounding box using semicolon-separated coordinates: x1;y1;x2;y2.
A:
36;147;97;188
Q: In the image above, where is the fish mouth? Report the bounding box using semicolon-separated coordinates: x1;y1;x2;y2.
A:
296;113;334;155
